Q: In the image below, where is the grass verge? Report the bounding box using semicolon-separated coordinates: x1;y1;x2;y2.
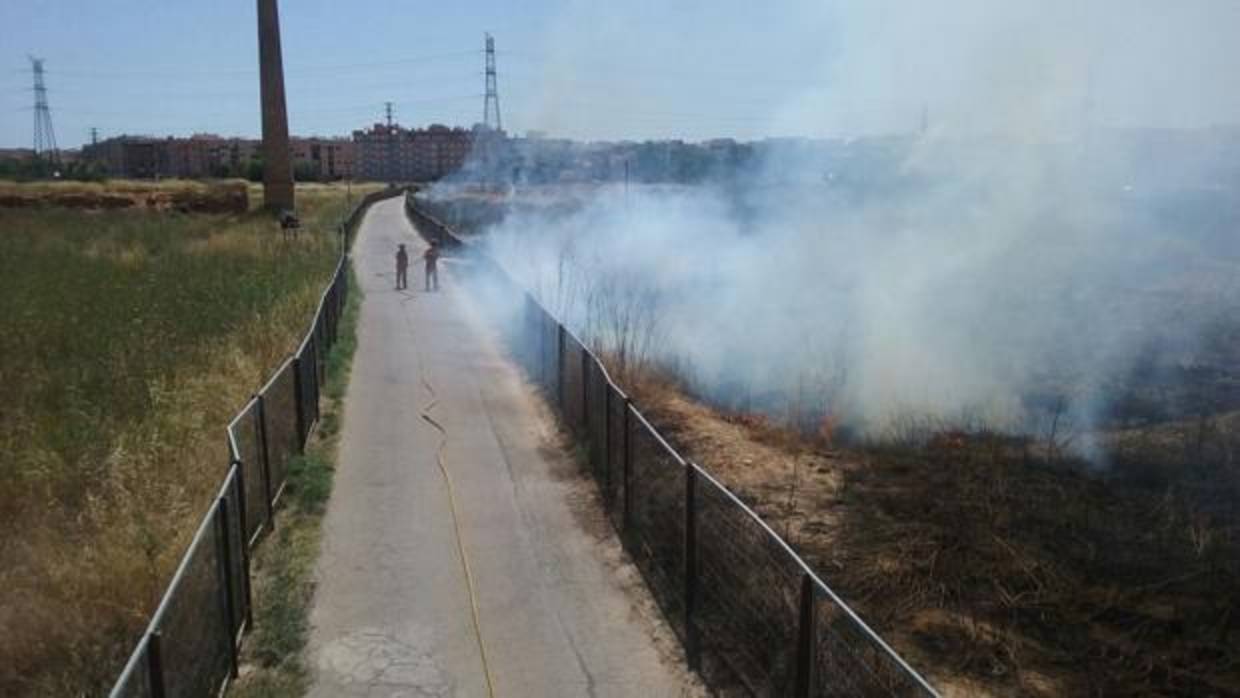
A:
230;264;363;697
0;184;382;696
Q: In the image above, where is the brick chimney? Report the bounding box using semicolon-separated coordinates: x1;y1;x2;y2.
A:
257;0;294;211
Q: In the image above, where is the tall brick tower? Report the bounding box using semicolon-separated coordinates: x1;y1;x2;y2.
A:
257;0;294;211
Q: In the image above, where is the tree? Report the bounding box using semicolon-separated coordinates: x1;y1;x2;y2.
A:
293;161;320;182
246;158;264;183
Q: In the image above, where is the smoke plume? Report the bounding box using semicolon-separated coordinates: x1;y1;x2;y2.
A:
430;1;1240;453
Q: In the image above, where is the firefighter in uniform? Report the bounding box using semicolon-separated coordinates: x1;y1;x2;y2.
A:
395;243;409;290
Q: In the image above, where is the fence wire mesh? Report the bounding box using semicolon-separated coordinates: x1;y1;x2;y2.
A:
561;333;586;432
295;343;318;444
586;361;610;491
231;400;267;543
626;409;689;643
108;637;151;698
538;301;557;391
263;361;299;503
813;587;934;698
606;384;628;529
155;500;231;698
221;474;247;636
695;473;803;694
313;315;328;387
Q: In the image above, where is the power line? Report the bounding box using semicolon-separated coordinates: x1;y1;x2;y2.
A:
37;94;482;119
497;49;815;89
10;71;482;103
280;49;482;75
7;48;802;145
37;49;482;81
501;93;771;124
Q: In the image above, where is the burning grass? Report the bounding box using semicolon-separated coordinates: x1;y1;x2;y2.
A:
0;183;379;696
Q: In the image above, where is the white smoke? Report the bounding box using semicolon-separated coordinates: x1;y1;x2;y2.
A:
430;1;1240;449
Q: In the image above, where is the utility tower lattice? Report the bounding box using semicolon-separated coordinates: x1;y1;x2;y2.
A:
29;56;59;165
483;34;502;130
383;102;396;181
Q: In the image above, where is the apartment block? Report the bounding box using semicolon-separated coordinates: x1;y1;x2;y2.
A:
352;123;495;182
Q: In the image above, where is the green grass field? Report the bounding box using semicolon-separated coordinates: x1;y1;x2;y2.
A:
0;182;377;696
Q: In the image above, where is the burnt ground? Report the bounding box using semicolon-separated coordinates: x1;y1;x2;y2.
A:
627;375;1240;697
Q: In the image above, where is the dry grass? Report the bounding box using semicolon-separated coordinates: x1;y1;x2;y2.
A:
625;375;1239;697
0;178;219;194
0;178;252;213
0;183;380;696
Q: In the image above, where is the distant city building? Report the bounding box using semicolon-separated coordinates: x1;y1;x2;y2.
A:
79;133;356;181
351;123;405;181
411;125;475;180
72;122;511;182
83;134;260;179
290;137;353;180
81;136;160;178
351;122;502;182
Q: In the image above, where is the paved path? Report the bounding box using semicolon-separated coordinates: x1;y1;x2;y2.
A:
307;198;698;698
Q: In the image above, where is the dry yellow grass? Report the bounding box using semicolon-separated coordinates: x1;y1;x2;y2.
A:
0;177;217;194
0;183;381;696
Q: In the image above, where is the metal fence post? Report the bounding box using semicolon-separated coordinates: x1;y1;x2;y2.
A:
604;387;612;504
315;323;326;388
623;397;633;532
523;297;533;373
147;630;166;698
685;465;701;671
322;302;332;355
292;355;306;451
335;269;343;318
311;338;322;425
255;393;275;532
540;310;549;389
320;316;329;381
581;350;590;436
328;274;338;342
229;458;254;628
216;494;240;678
334;272;342;337
533;306;540;386
340;261;349;311
328;285;335;344
316;337;324;423
557;325;566;411
794;572;817;697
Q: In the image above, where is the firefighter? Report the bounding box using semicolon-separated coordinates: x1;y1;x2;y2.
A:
424;242;441;292
395;243;409;290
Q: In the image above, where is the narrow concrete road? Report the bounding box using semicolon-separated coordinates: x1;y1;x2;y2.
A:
307;199;698;698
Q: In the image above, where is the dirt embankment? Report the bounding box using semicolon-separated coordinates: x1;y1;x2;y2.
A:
0;180;248;213
627;378;1239;698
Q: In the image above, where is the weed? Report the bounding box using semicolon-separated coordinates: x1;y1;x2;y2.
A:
0;183;378;697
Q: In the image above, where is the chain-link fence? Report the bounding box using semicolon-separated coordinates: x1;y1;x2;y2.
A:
107;188;404;698
406;195;942;697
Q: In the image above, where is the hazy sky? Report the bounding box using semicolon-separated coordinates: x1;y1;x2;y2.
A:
3;1;1239;147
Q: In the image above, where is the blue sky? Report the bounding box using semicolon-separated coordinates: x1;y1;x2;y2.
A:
3;1;1240;148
